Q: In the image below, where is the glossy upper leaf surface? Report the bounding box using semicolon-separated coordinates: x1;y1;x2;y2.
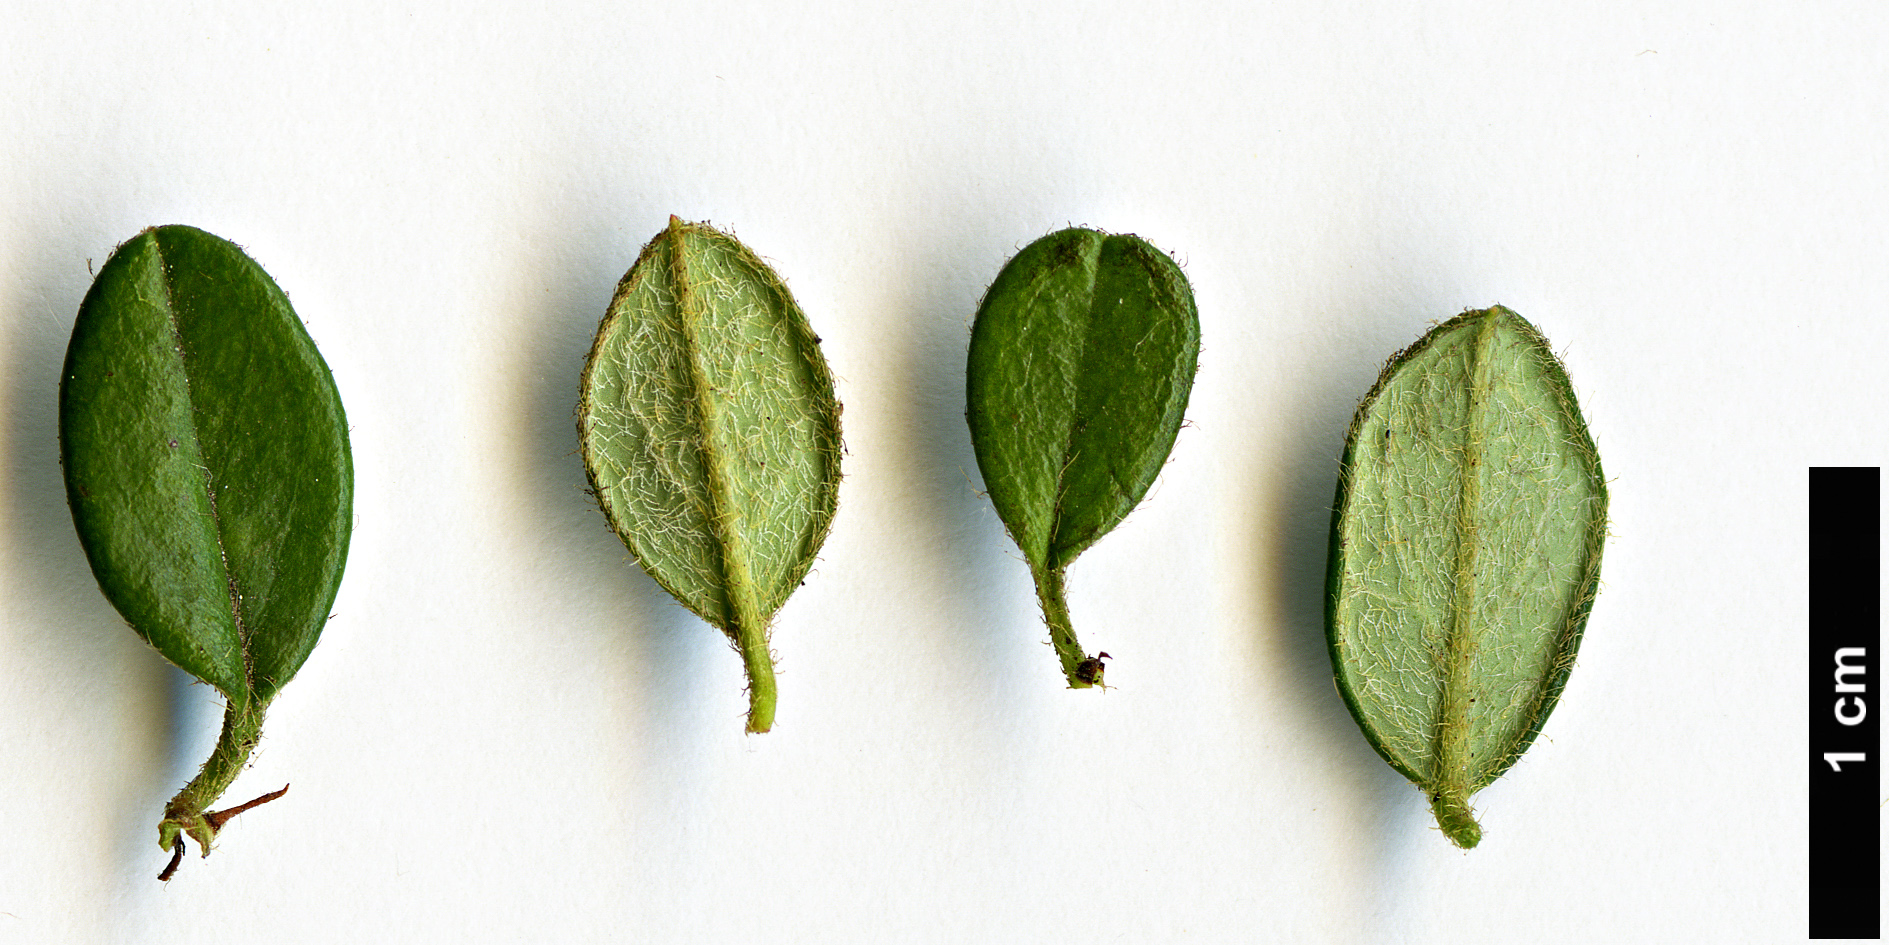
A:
1327;307;1606;790
60;225;353;705
577;219;841;630
965;228;1199;572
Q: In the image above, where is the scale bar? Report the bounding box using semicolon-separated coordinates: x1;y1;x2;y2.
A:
1809;466;1880;940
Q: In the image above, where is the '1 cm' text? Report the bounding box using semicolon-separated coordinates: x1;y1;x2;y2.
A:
1825;647;1869;772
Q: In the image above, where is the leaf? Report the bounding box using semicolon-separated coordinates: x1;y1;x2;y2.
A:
60;224;353;875
577;217;841;734
1325;306;1606;848
965;228;1200;688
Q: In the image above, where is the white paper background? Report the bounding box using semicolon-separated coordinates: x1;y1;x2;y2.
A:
2;2;1882;942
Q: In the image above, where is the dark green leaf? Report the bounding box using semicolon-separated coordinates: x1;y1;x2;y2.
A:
60;224;352;873
966;228;1200;688
1325;306;1606;848
577;217;842;734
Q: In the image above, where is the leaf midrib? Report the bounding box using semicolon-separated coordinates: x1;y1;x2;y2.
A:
149;235;255;704
1043;234;1102;572
666;224;762;634
1435;312;1499;788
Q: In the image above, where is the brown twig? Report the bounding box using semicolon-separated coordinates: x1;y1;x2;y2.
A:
204;784;290;832
158;838;185;882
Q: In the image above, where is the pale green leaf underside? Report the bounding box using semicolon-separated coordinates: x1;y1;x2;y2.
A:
1330;307;1605;790
578;221;840;631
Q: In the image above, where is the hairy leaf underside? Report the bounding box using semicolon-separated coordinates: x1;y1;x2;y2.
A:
1327;306;1605;844
579;219;841;633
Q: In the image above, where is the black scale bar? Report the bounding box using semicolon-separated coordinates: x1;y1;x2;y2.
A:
1810;467;1880;940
